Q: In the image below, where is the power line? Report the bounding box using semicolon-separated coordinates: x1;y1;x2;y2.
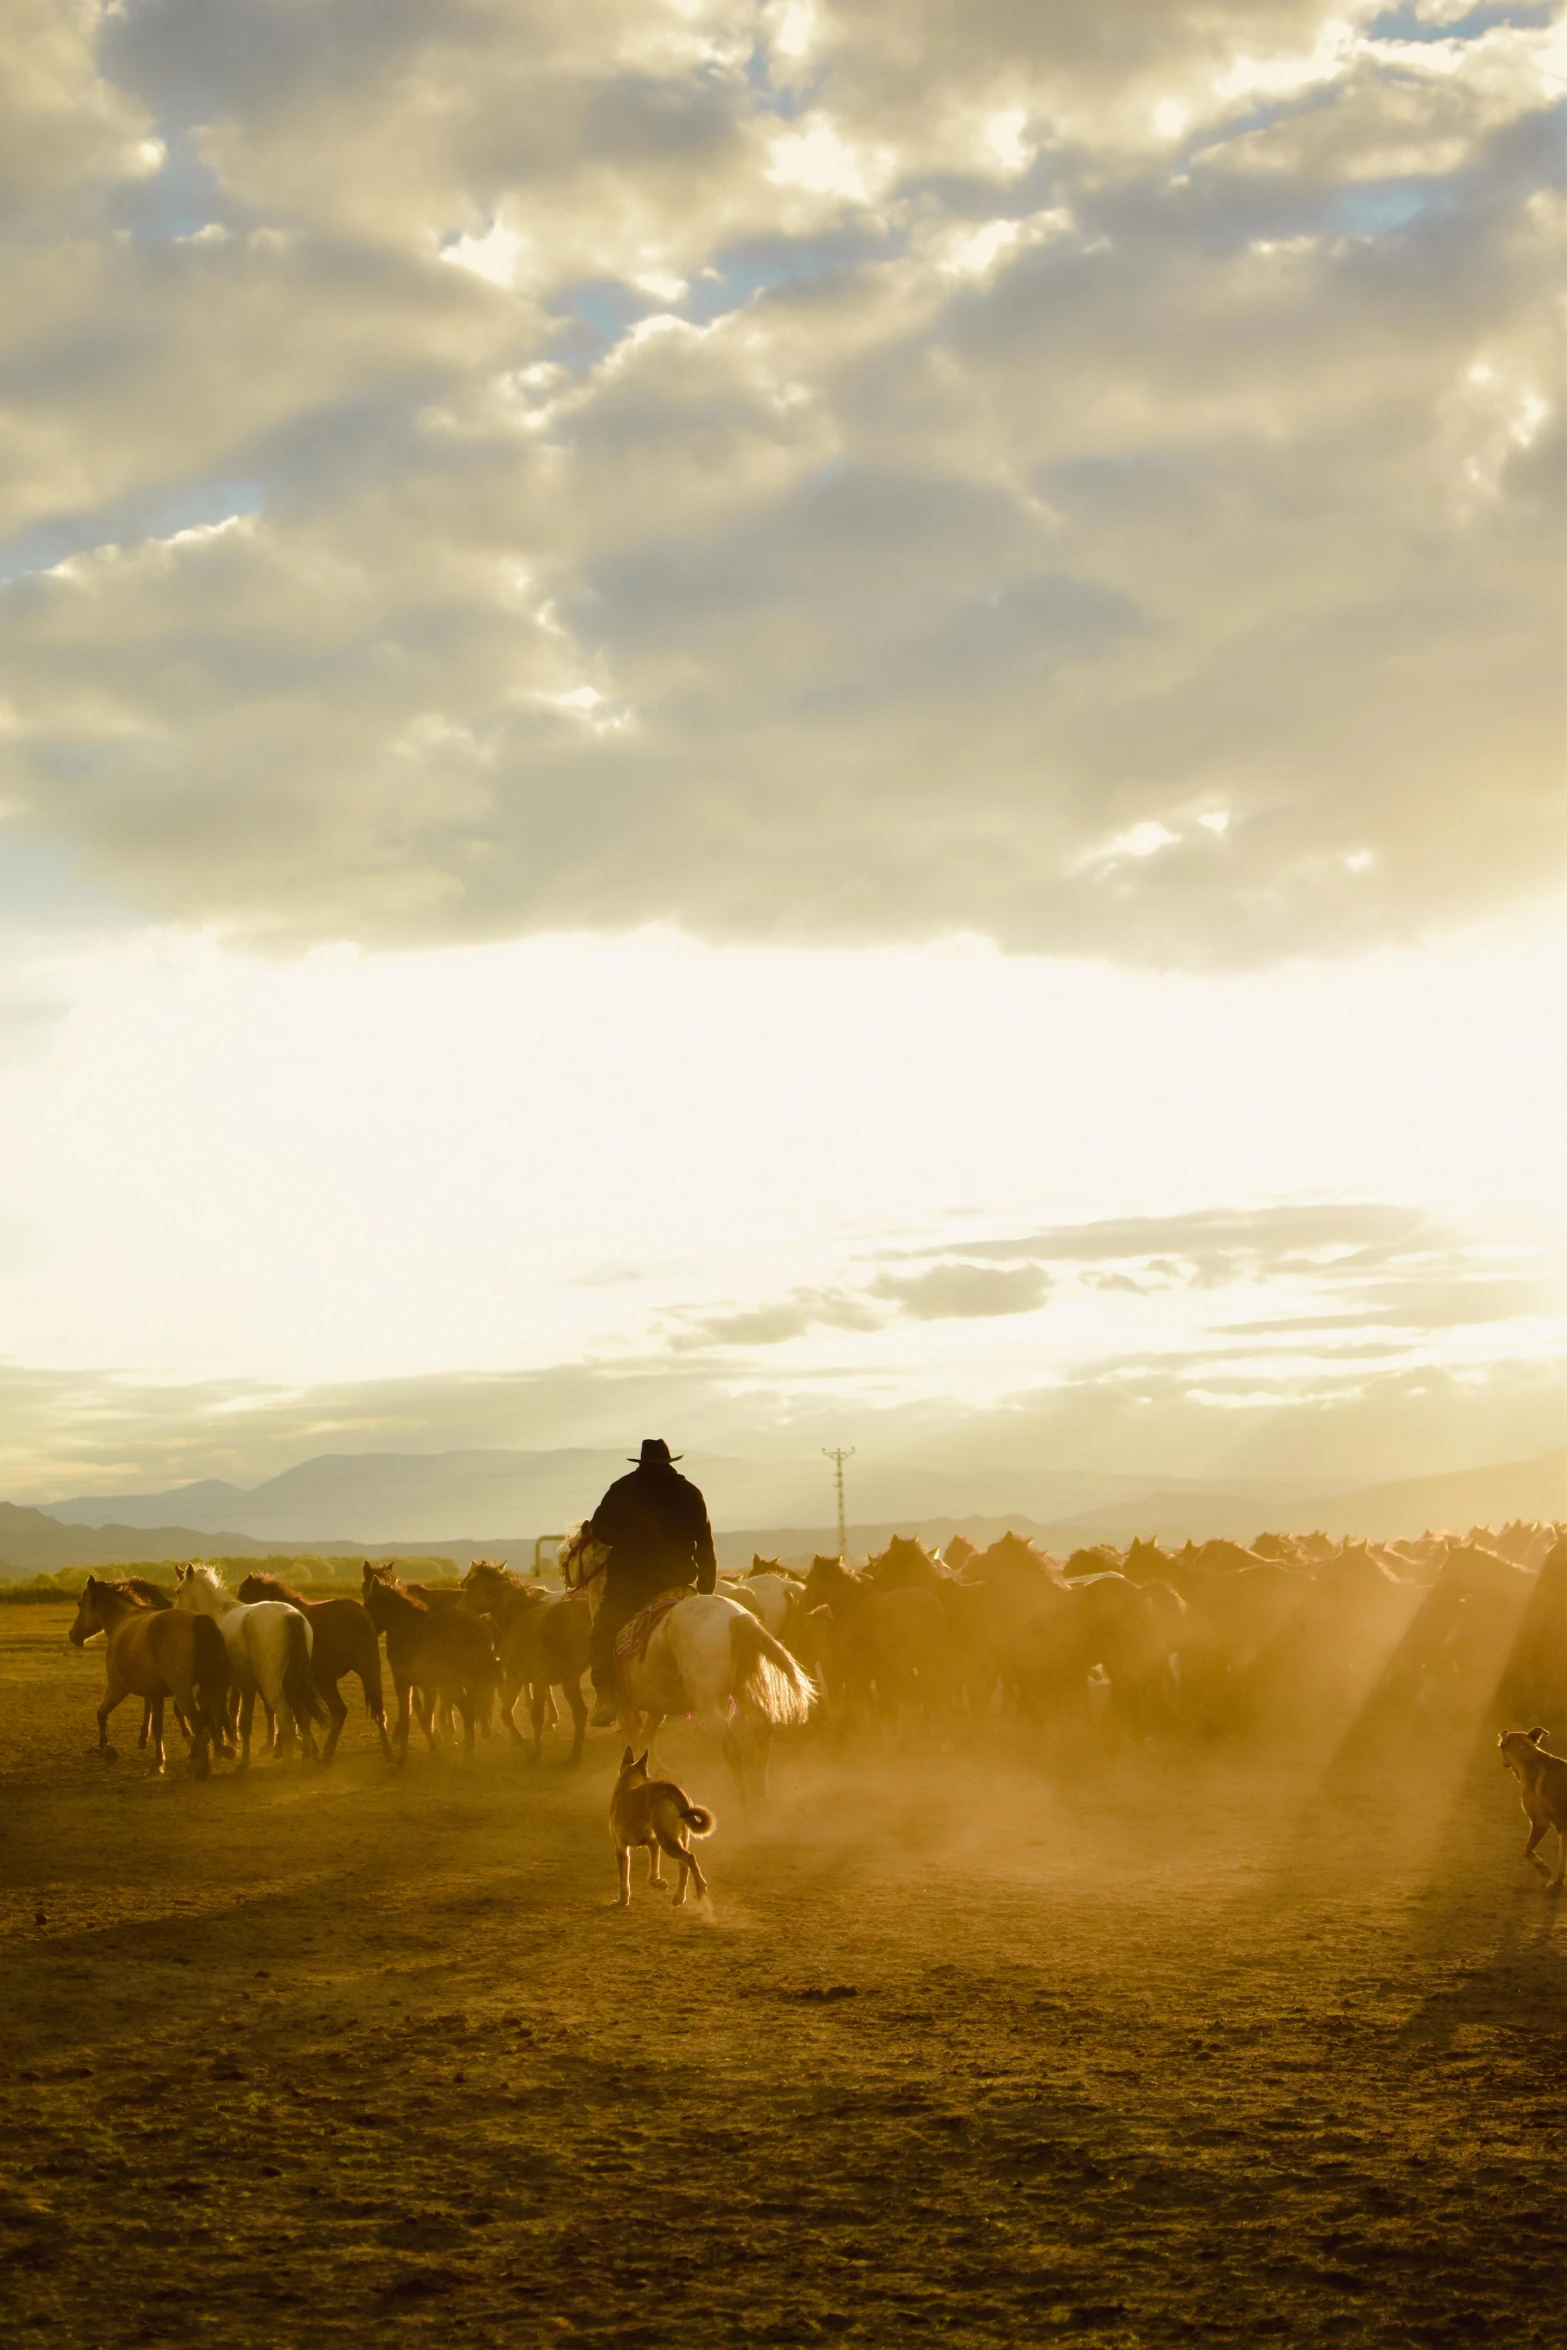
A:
822;1446;855;1561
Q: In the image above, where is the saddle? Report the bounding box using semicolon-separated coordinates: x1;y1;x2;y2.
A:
614;1586;695;1666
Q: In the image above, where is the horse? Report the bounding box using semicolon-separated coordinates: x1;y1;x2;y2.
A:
173;1563;324;1768
861;1537;995;1712
406;1577;467;1612
236;1572;392;1764
68;1577;230;1777
66;1575;186;1752
800;1554;949;1732
559;1526;814;1807
361;1564;500;1763
724;1569;801;1642
461;1559;591;1765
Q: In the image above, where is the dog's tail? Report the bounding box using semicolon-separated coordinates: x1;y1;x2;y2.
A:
730;1610;814;1728
680;1803;716;1837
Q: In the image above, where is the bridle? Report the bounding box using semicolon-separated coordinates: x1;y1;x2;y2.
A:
560;1532;608;1594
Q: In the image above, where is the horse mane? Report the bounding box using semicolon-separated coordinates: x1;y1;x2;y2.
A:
240;1570;308;1607
180;1561;228;1596
362;1562;430;1621
465;1558;529;1590
99;1575;172;1609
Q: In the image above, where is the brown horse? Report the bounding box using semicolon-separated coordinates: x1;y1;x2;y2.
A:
237;1573;392;1764
68;1577;230;1777
802;1555;949;1729
68;1576;182;1752
461;1559;592;1765
361;1564;499;1763
405;1577;467;1612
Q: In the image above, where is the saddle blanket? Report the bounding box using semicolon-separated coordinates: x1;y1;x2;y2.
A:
615;1586;695;1666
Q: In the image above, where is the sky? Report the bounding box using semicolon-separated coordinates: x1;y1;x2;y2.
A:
0;0;1562;1506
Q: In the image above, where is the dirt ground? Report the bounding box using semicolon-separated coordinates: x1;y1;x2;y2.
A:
1;1604;1563;2349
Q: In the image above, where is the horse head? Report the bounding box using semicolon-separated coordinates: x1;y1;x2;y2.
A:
172;1561;227;1614
68;1576;108;1647
558;1524;610;1593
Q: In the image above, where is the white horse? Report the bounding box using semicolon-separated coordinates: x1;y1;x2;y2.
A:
173;1563;323;1767
561;1529;814;1807
723;1571;801;1642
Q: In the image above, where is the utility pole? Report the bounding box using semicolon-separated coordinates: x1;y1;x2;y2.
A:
823;1446;855;1561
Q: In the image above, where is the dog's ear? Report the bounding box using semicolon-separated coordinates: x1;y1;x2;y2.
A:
620;1745;634;1768
1529;1726;1548;1745
634;1751;649;1773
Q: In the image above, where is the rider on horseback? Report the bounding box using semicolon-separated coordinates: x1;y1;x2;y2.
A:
586;1439;717;1727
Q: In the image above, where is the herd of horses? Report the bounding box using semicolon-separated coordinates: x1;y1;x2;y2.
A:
63;1515;1566;1807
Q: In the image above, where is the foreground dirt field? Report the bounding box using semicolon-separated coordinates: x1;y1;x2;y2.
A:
1;1604;1563;2348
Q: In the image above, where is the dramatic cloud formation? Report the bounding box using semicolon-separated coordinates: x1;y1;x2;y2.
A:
2;0;1561;958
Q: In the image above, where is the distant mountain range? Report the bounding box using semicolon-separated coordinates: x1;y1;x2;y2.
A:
2;1443;1556;1577
38;1448;1321;1544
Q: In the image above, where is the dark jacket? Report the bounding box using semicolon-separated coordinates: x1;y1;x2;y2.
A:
589;1462;717;1595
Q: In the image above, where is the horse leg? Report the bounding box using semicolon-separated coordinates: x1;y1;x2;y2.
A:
137;1701;151;1751
362;1669;394;1762
498;1668;526;1746
236;1689;255;1773
98;1668;128;1763
740;1715;773;1807
526;1680;547;1763
392;1670;412;1766
416;1686;441;1754
460;1696;476;1756
719;1718;750;1810
562;1676;588;1770
148;1695;166;1775
313;1677;346;1766
176;1665;212;1779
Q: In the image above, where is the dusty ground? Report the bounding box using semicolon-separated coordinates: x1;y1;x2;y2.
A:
1;1604;1564;2348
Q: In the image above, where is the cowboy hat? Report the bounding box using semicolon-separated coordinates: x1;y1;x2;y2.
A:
629;1437;682;1464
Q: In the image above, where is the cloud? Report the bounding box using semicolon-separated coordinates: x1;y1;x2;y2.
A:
870;1260;1051;1319
872;1202;1442;1277
659;1199;1561;1372
3;1337;1559;1510
0;2;1560;958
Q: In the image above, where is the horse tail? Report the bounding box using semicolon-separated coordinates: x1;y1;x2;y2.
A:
730;1610;814;1728
282;1611;327;1727
680;1804;716;1837
191;1615;231;1737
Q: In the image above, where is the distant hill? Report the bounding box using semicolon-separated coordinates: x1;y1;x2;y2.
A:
38;1446;1312;1544
0;1502;280;1574
10;1447;1557;1579
0;1502;556;1578
40;1477;256;1532
1314;1448;1566;1540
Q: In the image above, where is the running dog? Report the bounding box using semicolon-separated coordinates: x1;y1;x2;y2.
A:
610;1747;716;1908
1499;1727;1567;1888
